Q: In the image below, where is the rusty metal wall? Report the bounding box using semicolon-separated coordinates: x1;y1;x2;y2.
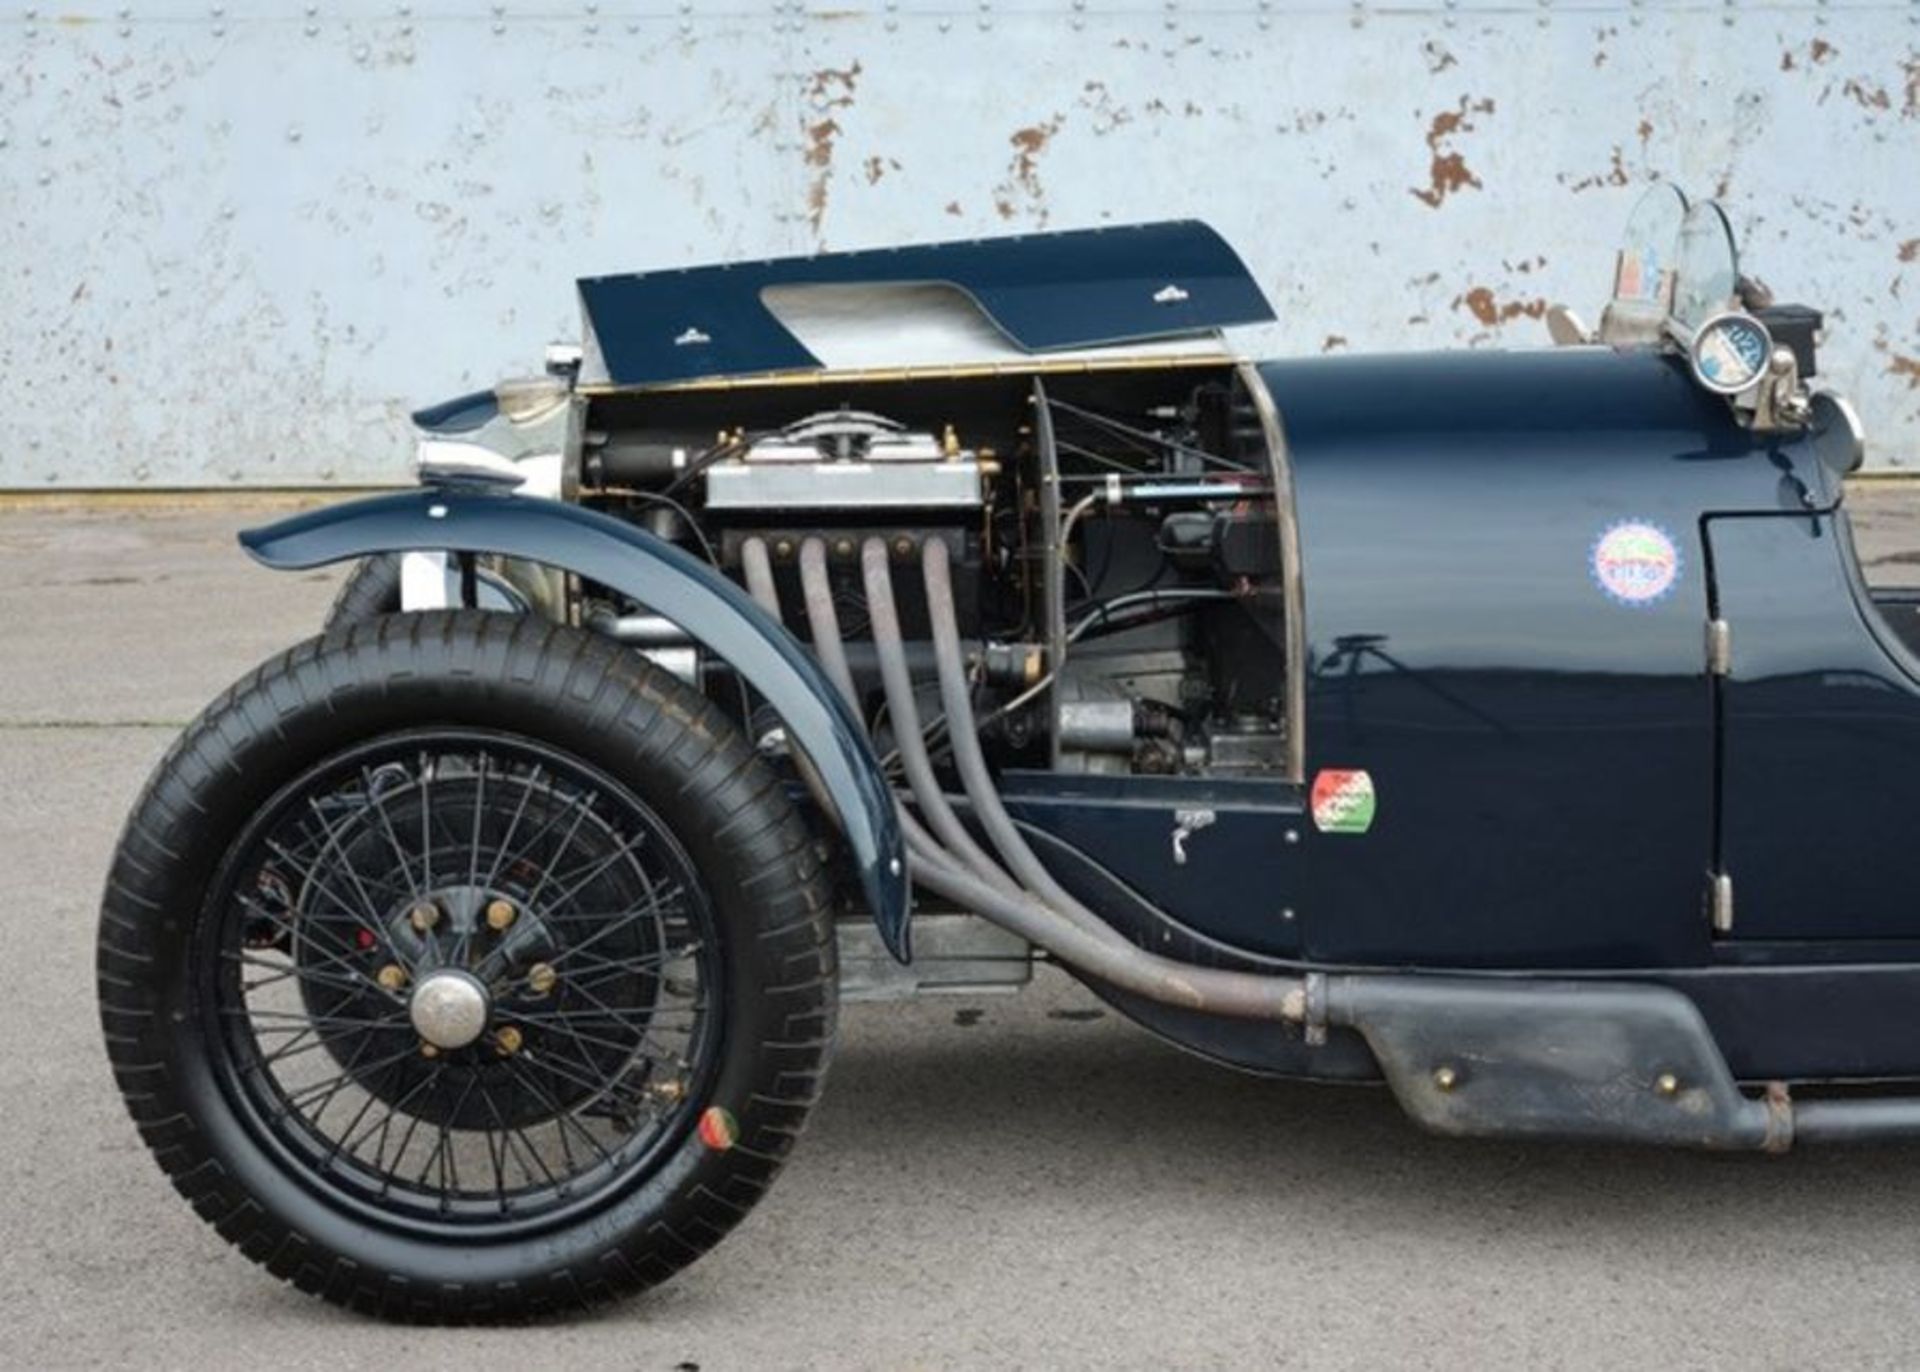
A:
2;0;1917;487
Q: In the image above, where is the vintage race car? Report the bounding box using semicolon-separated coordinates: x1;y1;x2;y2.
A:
100;187;1897;1322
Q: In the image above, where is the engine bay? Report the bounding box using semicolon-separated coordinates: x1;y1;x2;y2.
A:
569;363;1292;783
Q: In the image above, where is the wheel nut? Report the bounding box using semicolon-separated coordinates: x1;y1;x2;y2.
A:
376;964;408;992
527;962;557;996
485;899;517;931
494;1025;524;1056
1433;1065;1459;1092
1656;1072;1681;1098
409;901;440;932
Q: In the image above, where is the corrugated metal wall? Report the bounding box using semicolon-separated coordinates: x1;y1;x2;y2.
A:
3;0;1917;486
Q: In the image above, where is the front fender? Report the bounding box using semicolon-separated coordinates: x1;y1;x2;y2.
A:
241;487;911;961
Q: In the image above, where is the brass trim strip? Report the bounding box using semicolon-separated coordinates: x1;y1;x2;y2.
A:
1236;360;1306;785
580;352;1239;397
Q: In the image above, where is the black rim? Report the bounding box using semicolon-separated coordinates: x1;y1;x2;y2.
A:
199;728;723;1237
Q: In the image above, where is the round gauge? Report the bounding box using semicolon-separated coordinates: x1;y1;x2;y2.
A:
1688;311;1774;395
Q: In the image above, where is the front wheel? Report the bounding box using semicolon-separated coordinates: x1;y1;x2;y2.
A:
98;613;835;1321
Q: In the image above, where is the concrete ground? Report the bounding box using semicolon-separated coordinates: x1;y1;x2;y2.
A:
6;489;1920;1370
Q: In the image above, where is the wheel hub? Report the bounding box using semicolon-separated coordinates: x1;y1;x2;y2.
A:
408;969;491;1049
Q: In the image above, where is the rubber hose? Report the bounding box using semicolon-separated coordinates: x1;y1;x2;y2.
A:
922;536;1108;923
860;539;1027;900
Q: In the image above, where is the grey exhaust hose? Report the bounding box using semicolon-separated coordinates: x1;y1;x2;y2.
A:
797;538;861;712
909;846;1305;1021
860;539;1029;901
739;535;843;829
739;536;782;619
800;537;953;864
921;536;1113;924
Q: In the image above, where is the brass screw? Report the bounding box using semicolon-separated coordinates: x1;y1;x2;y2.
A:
485;899;517;932
1656;1072;1681;1098
408;901;440;933
773;538;796;561
1433;1065;1459;1092
527;962;558;996
892;535;915;559
376;964;408;992
419;1042;440;1059
494;1025;524;1056
833;536;856;560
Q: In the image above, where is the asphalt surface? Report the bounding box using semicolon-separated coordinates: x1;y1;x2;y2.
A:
8;491;1920;1370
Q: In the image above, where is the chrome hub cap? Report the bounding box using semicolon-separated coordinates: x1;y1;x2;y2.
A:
408;969;491;1049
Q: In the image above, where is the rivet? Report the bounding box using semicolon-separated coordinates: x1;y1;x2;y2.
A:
1284;829;1300;844
286;125;302;143
1656;1072;1681;1097
1433;1065;1459;1092
1281;907;1296;921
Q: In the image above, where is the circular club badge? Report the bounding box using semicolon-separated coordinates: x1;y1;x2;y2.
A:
1590;520;1681;607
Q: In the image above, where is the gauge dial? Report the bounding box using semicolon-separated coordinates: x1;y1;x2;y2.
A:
1689;312;1773;395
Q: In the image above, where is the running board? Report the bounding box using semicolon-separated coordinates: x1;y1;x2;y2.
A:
1322;975;1920;1151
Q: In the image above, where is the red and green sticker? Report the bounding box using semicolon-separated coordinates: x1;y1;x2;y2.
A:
697;1105;739;1152
1310;769;1376;835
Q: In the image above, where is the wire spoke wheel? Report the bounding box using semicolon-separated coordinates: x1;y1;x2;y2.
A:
210;731;721;1230
101;615;834;1319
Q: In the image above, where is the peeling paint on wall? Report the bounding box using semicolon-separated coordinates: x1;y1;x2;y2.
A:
2;0;1919;486
1412;96;1493;209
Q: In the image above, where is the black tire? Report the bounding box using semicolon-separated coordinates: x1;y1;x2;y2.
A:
98;611;836;1322
325;553;403;630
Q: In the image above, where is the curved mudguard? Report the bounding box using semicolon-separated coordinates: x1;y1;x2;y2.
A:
240;487;911;961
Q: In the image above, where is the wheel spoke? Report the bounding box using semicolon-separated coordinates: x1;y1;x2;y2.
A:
212;734;719;1228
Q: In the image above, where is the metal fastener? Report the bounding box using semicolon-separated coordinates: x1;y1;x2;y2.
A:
376;964;408;991
1433;1065;1459;1092
409;901;440;932
485;898;517;931
1656;1072;1681;1097
494;1024;524;1056
527;962;558;995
